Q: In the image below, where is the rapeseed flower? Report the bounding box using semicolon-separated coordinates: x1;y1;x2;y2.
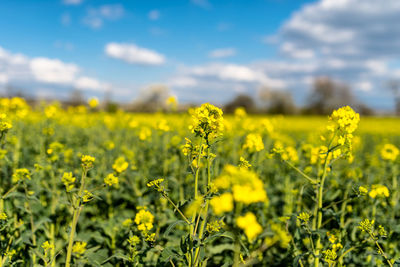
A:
190;103;224;139
12;168;31;183
104;173;119;187
112;156;129;173
381;144;399;161
210;193;233;215
72;241;87;256
135;208;154;232
236;212;262;241
242;133;264;153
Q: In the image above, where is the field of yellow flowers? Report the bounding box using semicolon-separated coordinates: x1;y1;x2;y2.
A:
0;97;399;266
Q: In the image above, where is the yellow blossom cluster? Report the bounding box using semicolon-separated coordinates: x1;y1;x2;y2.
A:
104;173;119;187
72;241;87;256
112;156;129;173
327;106;360;155
369;184;389;199
242;133;264;153
61;172;76;192
380;144;399;161
210;193;233;215
81;155;95;169
189;103;224;139
135;207;154;232
236;212;263;241
12;168;31;183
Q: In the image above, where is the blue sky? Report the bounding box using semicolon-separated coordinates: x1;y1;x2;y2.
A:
1;0;399;110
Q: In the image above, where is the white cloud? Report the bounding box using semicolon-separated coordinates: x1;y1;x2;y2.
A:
74;76;108;91
105;42;166;65
30;58;79;84
0;46;108;93
208;48;236;58
355;81;373;92
167;76;198;87
281;42;314;59
0;73;8;84
83;4;124;29
148;10;160;21
63;0;83;5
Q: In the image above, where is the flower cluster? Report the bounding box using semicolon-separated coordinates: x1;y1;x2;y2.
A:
189;103;224;139
369;184;389;199
62;172;76;192
112;156;129;173
104;173;119;187
236;212;263;241
135;207;154;232
12;168;31;183
297;212;311;224
81;155;95;169
212;165;268;206
206;220;225;234
381;144;399;161
72;241;87;257
147;178;165;192
327;106;360;155
0;113;12;133
242;133;264;153
210;193;233;215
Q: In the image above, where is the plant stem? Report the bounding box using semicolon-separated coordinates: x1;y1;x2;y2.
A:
65;168;87;267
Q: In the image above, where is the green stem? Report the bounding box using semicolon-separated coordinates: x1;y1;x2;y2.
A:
65;168;87;267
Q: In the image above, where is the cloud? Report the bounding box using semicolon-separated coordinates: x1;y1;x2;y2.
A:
208;48;236;58
30;58;79;84
105;42;166;65
191;0;211;9
0;46;108;92
148;10;160;21
280;42;314;59
63;0;83;5
167;76;198;88
279;0;400;61
83;4;124;29
61;13;71;26
74;76;109;91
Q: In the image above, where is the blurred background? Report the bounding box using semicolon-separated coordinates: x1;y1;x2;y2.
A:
1;0;400;115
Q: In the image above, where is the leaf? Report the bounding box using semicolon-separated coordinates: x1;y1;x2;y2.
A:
163;220;186;237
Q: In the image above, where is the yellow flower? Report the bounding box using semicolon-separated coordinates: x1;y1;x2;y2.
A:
238;156;251;169
112;156;129;173
128;235;141;246
322;249;337;263
147;178;165;192
214;165;268;205
297;212;311;224
236;212;263;241
166;96;178;110
210;193;233;215
0;212;7;221
12;168;31;183
369;184;389;198
381;144;399;161
234;107;247;118
358;186;368;195
82;190;93;202
81;155;95;169
104;173;119;187
88;97;99;108
61;172;76;192
242;133;264;153
135;208;154;232
139;127;152;141
206;220;225;233
41;241;54;251
72;241;87;256
190;103;224;139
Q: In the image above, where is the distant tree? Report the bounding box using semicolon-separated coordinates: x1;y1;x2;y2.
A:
224;94;256;113
130;84;170;112
304;77;355;115
387;80;400;115
68;89;85;106
259;87;297;114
